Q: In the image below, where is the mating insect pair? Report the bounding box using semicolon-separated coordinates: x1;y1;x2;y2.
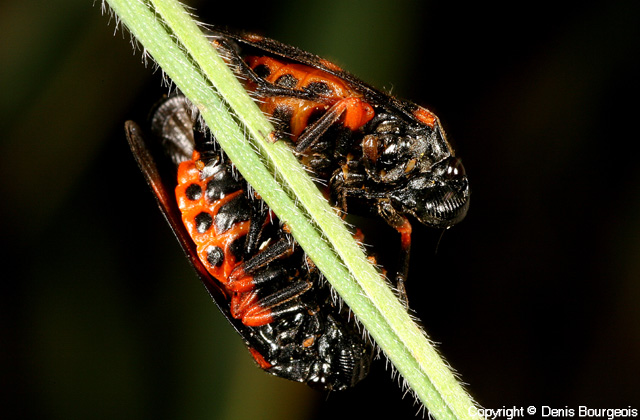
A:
125;28;469;390
126;96;372;390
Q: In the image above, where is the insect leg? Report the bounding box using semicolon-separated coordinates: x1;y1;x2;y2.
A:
211;36;310;99
231;280;313;327
294;102;347;152
328;159;366;218
243;205;273;257
295;98;373;153
375;199;412;305
394;217;412;307
227;238;294;292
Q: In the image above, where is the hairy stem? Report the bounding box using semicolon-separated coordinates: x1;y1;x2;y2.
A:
103;1;483;419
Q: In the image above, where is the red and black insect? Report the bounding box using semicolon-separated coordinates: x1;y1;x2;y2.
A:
208;28;470;293
125;95;372;390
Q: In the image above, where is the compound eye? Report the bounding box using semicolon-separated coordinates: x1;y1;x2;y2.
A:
307;371;331;391
444;157;465;180
362;135;380;163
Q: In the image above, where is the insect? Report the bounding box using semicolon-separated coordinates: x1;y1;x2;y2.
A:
125;95;372;390
209;28;470;293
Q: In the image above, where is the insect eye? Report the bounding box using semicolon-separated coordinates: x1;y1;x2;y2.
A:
443;157;465;179
362;135;380;163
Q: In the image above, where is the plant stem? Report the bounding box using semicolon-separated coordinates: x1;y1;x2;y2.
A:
103;1;483;418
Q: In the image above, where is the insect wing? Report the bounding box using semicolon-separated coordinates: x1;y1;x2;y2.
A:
126;94;375;390
124;120;247;337
210;28;422;128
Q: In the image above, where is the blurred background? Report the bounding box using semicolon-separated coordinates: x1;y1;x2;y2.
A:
1;0;638;419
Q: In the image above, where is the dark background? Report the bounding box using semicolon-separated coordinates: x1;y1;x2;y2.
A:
1;0;638;419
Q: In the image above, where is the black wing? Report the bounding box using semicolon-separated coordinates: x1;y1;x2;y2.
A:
124;118;248;338
208;27;419;120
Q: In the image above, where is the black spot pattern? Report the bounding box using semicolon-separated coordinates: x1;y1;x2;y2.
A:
185;183;202;201
206;170;241;202
206;245;224;267
253;64;271;79
195;211;213;233
304;81;332;97
272;105;293;137
215;194;252;233
275;74;298;88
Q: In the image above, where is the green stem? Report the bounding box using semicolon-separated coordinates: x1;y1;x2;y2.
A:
103;1;483;419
